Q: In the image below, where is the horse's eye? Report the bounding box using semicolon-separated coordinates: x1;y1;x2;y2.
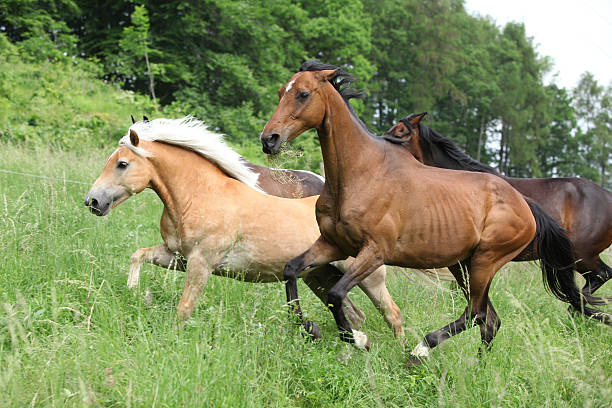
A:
117;160;129;169
298;90;310;99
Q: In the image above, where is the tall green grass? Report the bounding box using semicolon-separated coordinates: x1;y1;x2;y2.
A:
0;143;610;407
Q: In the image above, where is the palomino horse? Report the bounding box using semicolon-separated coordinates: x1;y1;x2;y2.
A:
84;117;403;341
260;62;609;367
132;113;325;199
383;113;612;297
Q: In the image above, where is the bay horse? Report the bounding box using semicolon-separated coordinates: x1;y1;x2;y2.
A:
383;114;612;297
84;117;404;341
260;62;609;367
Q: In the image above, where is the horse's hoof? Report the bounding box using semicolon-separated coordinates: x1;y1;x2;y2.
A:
305;321;321;340
352;330;371;351
406;355;425;369
567;304;581;316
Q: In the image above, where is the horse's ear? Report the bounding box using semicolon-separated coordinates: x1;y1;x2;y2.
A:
131;115;136;124
314;69;337;82
143;115;149;122
129;129;139;146
409;112;428;126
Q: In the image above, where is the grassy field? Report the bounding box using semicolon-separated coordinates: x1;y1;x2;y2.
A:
0;143;610;407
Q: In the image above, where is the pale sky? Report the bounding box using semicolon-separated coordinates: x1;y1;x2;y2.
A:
464;0;612;90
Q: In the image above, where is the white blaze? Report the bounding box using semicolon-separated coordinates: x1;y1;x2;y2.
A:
285;79;296;94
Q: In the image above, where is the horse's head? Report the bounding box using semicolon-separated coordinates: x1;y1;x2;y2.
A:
84;129;153;216
382;113;427;162
260;68;339;154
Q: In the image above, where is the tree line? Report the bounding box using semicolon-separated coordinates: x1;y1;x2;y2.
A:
1;0;611;185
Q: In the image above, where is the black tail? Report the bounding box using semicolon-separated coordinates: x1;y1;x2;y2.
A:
526;199;610;325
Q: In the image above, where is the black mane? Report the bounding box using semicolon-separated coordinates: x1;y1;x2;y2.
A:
415;122;500;175
299;61;373;134
299;61;365;102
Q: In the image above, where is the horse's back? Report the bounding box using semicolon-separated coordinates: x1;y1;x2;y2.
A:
506;177;612;249
243;161;324;198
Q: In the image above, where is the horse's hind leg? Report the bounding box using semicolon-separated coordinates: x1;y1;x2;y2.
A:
407;263;471;367
407;257;504;368
283;236;346;339
477;298;501;357
128;244;185;288
579;257;612;296
358;266;405;338
303;264;367;329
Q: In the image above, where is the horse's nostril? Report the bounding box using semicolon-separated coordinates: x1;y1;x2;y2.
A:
90;198;99;208
262;133;280;148
268;133;280;144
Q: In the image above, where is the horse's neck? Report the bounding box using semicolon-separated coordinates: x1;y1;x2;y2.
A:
317;93;389;196
423;136;500;176
147;143;229;223
425;145;464;171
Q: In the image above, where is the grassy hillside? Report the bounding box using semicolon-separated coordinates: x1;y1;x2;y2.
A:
0;33;323;173
0;143;610;407
0;35;156;150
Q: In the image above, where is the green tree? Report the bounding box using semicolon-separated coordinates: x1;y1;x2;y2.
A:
536;84;581;177
0;0;79;60
491;22;551;177
573;72;612;186
116;5;162;106
362;0;464;133
432;13;501;163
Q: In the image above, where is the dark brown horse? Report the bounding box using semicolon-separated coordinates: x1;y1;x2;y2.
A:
260;62;609;367
383;113;612;297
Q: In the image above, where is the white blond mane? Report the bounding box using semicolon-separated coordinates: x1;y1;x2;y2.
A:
119;116;262;192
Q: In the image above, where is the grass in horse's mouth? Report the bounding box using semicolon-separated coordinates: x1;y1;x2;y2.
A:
266;141;302;167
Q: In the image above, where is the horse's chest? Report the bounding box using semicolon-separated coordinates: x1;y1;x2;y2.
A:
316;203;366;255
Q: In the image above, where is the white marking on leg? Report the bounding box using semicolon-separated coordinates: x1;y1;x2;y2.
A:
352;329;369;350
127;260;141;288
410;341;430;357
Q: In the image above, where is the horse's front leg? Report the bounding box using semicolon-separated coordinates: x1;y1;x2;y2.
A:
127;244;185;288
284;236;345;339
327;242;384;350
176;252;212;322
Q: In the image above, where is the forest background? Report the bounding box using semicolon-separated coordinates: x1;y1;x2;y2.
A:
1;0;612;185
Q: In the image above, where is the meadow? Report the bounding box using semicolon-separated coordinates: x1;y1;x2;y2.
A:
0;143;610;407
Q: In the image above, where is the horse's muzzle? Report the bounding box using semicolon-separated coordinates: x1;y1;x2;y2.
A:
261;133;281;154
84;190;111;216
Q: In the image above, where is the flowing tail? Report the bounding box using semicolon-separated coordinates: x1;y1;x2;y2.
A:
526;199;611;325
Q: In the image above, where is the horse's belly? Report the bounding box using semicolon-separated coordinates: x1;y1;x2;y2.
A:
388;227;477;269
388;246;473;269
213;247;284;283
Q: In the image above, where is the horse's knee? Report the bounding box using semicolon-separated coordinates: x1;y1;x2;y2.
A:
176;304;192;321
328;288;346;309
283;259;301;281
130;249;145;264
